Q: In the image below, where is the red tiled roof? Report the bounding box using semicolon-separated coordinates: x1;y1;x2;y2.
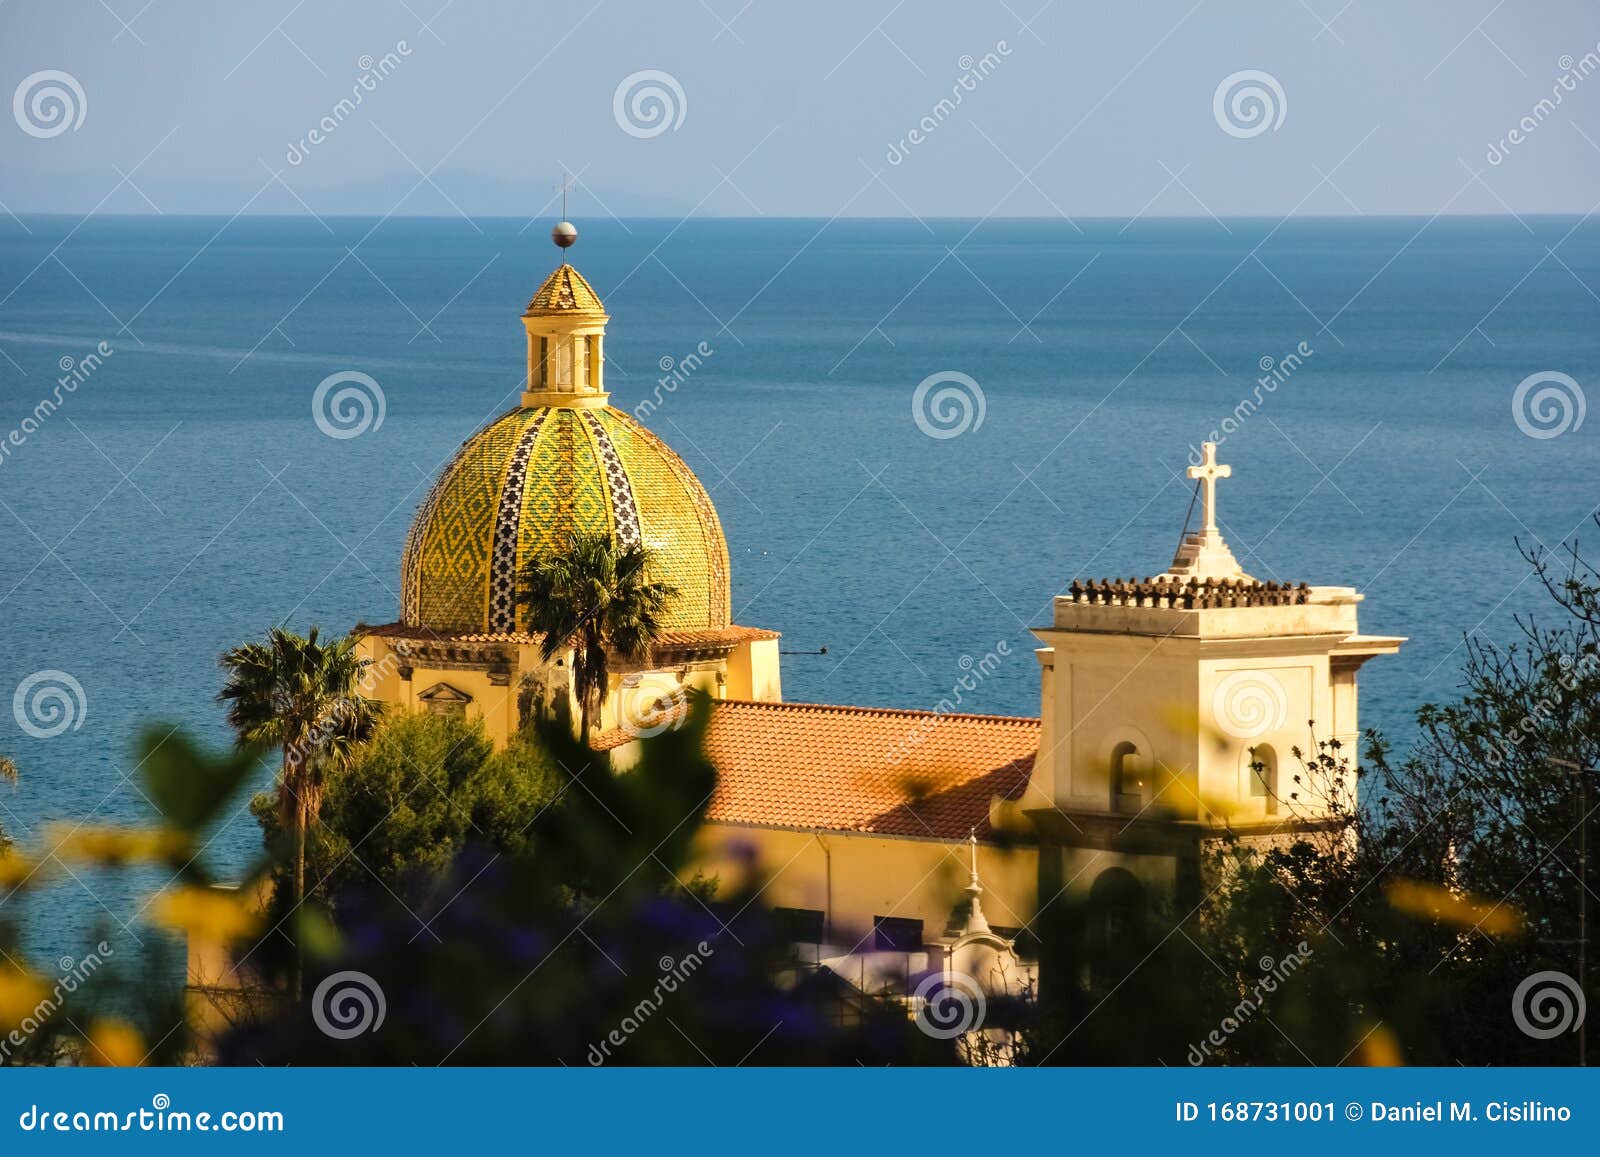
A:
358;622;778;650
655;625;781;649
700;700;1039;840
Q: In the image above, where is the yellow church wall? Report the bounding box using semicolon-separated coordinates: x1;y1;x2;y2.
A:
357;630;751;754
1034;634;1204;818
692;823;1179;950
1329;658;1360;747
1040;635;1344;823
605;660;724;736
353;634;521;747
1197;652;1331;821
416;666;519;745
694;824;1039;944
725;637;782;702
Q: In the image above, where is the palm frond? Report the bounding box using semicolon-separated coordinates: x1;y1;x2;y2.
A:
515;531;679;728
218;626;382;828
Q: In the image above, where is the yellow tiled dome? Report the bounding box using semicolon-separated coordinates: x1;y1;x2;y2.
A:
400;405;731;634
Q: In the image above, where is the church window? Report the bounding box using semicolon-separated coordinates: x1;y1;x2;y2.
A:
872;916;923;952
1110;741;1144;814
774;907;825;946
1250;745;1279;815
1087;867;1146;986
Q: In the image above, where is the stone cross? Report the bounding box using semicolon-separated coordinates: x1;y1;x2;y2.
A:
1187;441;1231;533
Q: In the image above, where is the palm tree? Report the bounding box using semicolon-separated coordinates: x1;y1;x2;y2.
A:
218;627;381;998
517;531;677;738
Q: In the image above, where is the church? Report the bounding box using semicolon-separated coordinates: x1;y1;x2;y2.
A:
353;226;1404;990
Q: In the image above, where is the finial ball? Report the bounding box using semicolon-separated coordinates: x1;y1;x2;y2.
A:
551;221;578;249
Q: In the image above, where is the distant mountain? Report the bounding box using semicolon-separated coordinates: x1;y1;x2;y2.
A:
0;166;698;218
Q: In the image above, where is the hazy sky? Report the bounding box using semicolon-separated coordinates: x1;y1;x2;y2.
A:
2;0;1598;217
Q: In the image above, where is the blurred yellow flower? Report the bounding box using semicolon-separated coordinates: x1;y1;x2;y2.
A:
48;824;191;866
1386;879;1524;937
0;966;48;1027
0;849;41;891
1162;702;1238;755
147;886;261;942
83;1017;144;1066
1354;1022;1404;1067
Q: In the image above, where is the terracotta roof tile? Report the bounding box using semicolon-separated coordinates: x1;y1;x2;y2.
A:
700;700;1039;841
654;625;780;649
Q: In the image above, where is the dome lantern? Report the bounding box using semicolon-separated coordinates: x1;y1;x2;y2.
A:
520;222;610;408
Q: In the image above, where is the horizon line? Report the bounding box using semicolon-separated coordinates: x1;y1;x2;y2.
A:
2;210;1590;223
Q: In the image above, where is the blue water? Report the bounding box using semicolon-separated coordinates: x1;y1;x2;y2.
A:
0;214;1596;964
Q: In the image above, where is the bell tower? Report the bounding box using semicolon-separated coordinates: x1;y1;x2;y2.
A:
1027;443;1405;833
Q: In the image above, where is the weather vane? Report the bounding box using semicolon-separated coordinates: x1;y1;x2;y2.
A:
552;172;577;249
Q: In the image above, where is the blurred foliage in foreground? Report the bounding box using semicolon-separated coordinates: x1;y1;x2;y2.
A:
226;700;949;1064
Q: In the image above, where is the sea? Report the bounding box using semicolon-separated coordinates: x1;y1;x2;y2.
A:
0;214;1596;966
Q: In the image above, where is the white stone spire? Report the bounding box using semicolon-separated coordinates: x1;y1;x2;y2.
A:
958;828;993;937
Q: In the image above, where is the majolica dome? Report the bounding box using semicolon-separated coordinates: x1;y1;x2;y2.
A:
399;259;731;635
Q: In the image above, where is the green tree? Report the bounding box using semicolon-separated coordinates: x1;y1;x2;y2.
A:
517;531;676;738
256;711;562;911
218;627;381;998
